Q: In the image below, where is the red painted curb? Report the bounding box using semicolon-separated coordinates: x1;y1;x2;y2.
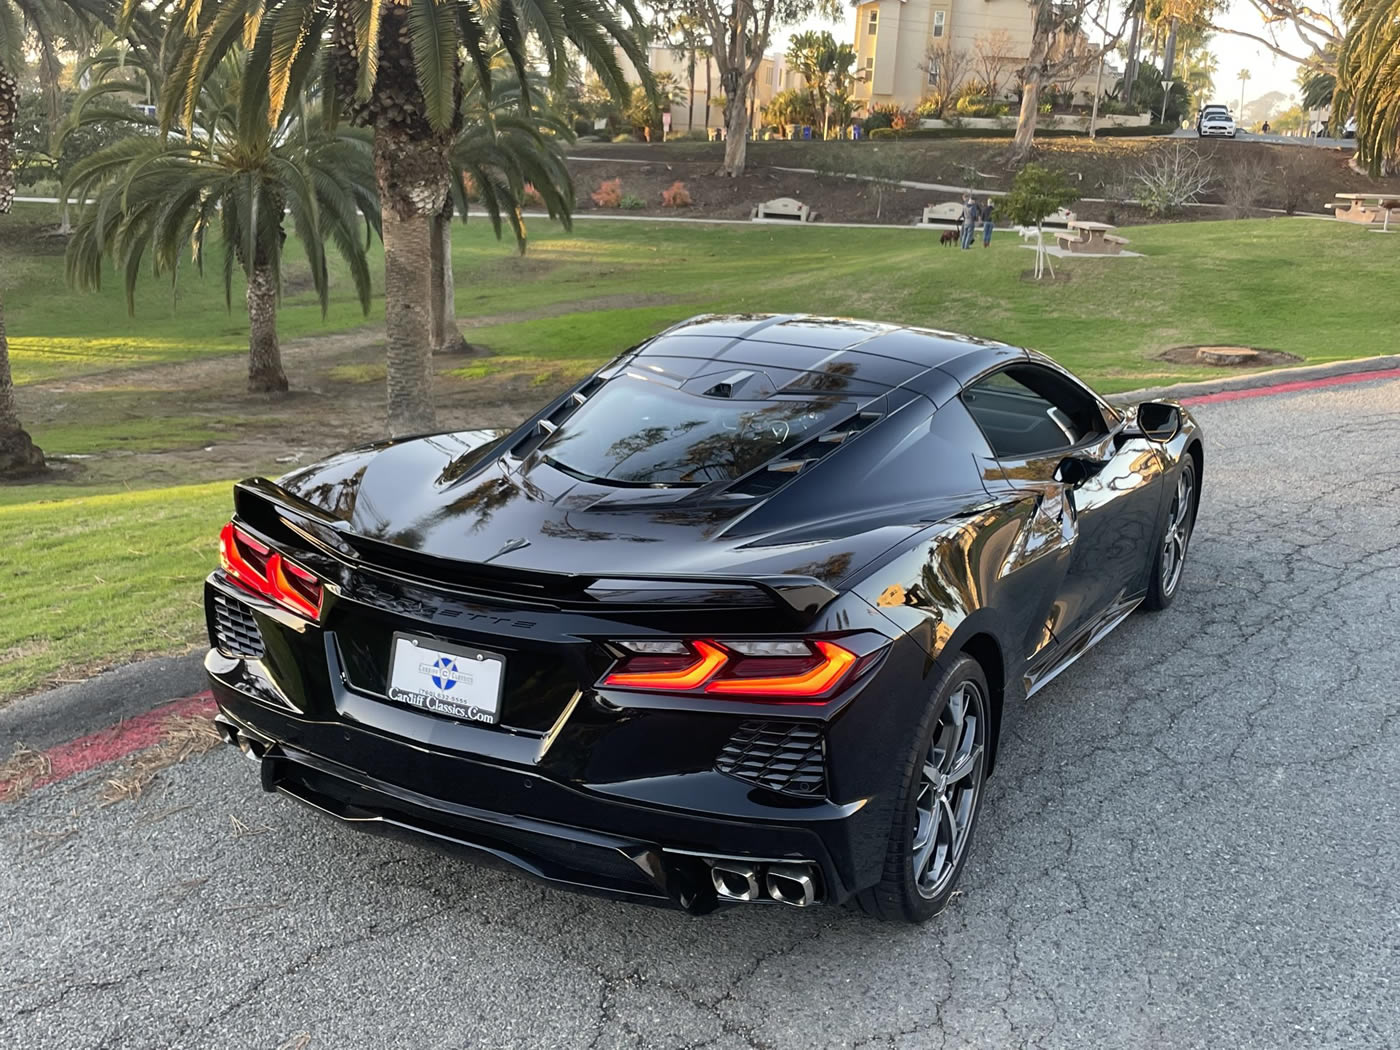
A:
1181;367;1400;406
1;691;216;798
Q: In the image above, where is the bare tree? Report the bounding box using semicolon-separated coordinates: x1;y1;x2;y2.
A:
971;30;1016;99
922;42;974;105
697;0;840;176
1012;0;1131;162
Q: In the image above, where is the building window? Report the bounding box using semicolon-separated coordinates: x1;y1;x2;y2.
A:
932;10;945;37
864;56;875;75
867;9;878;36
927;62;940;87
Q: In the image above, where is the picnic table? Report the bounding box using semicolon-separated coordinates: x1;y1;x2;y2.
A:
1328;192;1400;230
1054;219;1130;255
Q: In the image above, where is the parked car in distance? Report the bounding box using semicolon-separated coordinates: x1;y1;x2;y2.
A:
204;314;1205;923
1198;106;1236;138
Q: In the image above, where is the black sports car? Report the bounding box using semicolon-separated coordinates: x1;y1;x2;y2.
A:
206;314;1202;922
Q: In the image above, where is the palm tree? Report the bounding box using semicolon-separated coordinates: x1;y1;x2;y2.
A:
431;65;577;356
1237;68;1251;115
1335;0;1400;174
159;0;650;436
1;0;133;475
63;47;380;392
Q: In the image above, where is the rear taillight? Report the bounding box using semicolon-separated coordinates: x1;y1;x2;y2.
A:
602;639;862;702
218;521;323;620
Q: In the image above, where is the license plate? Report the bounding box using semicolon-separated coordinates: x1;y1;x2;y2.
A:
387;633;505;725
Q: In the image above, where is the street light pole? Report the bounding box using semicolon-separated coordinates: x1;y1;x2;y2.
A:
1160;80;1174;125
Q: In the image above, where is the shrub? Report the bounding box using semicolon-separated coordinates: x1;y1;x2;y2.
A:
661;181;692;207
611;133;637;143
953;96;1010;118
573;118;593;137
1273;150;1337;214
591;178;623;207
619;194;646;210
914;94;945;120
869;127;897;140
864;103;905;131
522;183;544;208
956;81;985;105
1132;144;1212;217
1220;157;1269;218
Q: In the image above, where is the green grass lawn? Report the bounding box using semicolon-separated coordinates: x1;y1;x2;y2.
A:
438;217;1400;393
3;207;1397;700
0;482;227;699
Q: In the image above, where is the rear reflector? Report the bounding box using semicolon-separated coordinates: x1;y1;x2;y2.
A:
219;522;324;620
601;639;861;701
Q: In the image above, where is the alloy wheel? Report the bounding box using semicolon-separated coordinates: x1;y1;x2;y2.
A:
911;681;986;898
1160;469;1195;596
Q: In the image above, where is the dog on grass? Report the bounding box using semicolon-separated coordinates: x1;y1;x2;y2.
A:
939;227;960;246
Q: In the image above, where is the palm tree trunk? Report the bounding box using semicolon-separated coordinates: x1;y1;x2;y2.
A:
705;60;712;130
1;70;46;478
429;199;466;355
246;263;289;393
1;291;46;477
376;129;446;435
0;69;14;216
687;51;696;131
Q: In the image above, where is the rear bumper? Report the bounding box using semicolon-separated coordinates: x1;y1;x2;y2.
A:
210;663;883;914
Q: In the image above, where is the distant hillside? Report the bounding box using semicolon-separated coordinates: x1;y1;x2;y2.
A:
1243;91;1291;126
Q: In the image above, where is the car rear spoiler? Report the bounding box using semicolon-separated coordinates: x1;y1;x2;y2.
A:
232;478;840;624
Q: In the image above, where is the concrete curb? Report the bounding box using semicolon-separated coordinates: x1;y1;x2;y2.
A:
0;651;208;755
1108;355;1400;405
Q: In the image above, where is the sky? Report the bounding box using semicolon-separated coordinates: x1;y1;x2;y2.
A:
773;0;1332;111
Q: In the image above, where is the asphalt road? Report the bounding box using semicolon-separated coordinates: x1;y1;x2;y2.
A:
4;376;1398;1050
1168;128;1357;149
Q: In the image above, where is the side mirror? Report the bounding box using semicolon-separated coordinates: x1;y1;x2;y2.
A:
1055;455;1103;486
1135;402;1181;443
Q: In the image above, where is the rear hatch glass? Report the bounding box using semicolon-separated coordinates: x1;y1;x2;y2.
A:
540;375;849;485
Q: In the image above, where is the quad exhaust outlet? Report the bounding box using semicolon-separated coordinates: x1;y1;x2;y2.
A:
709;859;821;907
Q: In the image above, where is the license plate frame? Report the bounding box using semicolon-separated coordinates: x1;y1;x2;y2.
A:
386;632;506;726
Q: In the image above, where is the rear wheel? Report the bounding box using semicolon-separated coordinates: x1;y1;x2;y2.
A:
853;655;989;923
1144;459;1197;610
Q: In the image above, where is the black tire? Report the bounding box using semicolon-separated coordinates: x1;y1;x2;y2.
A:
1143;457;1198;611
853;655;990;923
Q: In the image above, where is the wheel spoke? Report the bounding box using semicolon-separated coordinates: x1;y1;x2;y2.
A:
947;685;967;729
946;742;983;785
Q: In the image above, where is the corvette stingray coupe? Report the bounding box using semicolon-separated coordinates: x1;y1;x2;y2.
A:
206;314;1202;922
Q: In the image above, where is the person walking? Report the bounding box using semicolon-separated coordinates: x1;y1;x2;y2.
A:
981;196;995;247
960;194;978;250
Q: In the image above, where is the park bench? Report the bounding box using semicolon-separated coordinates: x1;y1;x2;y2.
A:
916;202;965;229
751;197;815;223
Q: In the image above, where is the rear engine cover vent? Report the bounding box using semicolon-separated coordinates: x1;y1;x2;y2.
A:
212;593;265;659
726;409;881;497
716;721;826;796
